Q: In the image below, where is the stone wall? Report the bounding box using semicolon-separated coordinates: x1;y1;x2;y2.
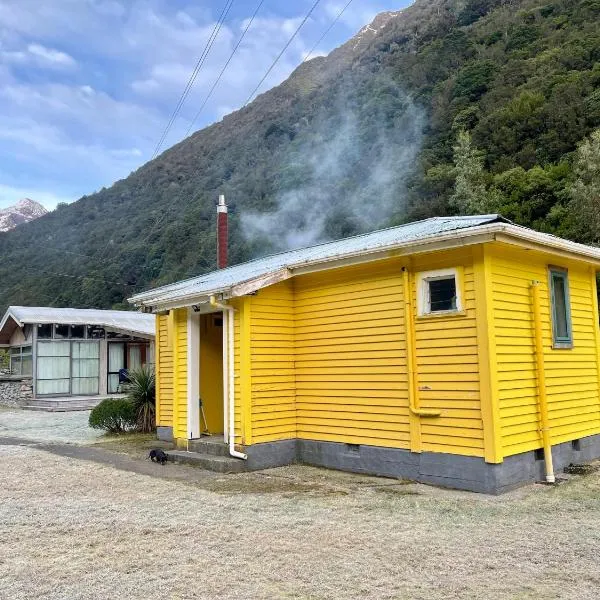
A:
0;377;33;408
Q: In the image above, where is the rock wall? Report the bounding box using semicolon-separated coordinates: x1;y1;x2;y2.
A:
0;377;33;407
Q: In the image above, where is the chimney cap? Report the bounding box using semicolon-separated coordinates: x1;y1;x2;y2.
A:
218;194;226;206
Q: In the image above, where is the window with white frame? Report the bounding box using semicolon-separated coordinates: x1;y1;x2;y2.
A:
417;268;462;316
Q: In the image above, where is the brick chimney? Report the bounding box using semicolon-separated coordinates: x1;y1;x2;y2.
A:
217;194;228;269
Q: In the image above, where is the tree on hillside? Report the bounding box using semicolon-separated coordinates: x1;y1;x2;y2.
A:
449;130;491;215
569;129;600;244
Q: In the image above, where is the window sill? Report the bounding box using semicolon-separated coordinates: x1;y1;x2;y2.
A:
552;342;573;350
416;310;467;321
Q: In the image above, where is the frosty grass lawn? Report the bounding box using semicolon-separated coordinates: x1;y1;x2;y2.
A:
1;407;600;599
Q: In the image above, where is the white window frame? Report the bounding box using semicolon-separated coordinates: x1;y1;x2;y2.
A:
416;267;463;317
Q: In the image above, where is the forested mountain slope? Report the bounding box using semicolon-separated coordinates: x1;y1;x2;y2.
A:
1;0;599;311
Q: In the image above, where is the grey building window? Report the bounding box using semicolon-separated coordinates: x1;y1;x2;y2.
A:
549;268;573;348
10;346;32;376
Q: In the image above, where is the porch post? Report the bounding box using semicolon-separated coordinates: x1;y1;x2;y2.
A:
187;309;200;439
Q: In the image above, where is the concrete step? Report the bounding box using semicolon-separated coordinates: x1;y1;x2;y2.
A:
23;405;95;412
188;437;229;457
166;450;247;473
23;398;102;412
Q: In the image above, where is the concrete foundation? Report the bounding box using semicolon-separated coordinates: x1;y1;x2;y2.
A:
245;439;297;471
296;435;600;493
162;431;600;493
157;426;174;442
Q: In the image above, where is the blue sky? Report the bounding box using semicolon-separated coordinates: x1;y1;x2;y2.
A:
0;0;412;210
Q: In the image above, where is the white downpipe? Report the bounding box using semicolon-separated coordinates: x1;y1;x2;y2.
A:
210;296;247;460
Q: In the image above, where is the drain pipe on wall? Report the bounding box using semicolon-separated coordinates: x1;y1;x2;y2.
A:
210;295;247;460
531;281;555;483
402;267;441;419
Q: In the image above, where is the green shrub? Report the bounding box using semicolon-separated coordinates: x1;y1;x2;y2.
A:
89;399;136;434
127;367;156;433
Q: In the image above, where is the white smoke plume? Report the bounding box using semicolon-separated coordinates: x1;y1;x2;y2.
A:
241;79;425;253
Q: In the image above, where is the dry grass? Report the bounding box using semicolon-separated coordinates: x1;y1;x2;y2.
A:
2;446;600;599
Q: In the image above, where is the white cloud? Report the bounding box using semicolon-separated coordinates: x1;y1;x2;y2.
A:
27;43;77;68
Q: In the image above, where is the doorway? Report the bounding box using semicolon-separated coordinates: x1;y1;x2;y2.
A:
199;313;224;434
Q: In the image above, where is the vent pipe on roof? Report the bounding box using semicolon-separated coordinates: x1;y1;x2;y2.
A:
217;194;228;269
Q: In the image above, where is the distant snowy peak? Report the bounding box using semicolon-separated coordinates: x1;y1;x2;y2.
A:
0;198;48;232
352;10;403;50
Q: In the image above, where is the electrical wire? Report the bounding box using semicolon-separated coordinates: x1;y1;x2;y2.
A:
243;0;322;106
151;0;235;159
185;0;265;139
302;0;354;63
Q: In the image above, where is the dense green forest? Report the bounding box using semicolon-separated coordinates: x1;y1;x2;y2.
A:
1;0;600;311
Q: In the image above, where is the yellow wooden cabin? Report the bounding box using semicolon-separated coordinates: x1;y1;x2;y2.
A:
129;215;600;492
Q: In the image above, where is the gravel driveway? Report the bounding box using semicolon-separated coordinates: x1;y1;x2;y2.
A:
0;407;102;444
1;441;600;600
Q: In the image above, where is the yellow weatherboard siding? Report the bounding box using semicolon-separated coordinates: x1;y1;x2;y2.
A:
230;298;244;445
489;243;600;457
172;308;188;442
250;280;296;444
294;251;485;456
156;314;173;427
411;250;484;457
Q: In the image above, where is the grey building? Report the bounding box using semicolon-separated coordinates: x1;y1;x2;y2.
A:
0;306;154;398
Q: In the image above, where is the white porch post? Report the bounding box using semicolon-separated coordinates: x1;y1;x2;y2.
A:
187;309;200;440
222;310;229;443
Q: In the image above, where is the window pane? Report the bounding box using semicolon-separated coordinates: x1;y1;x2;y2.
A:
72;359;99;378
429;277;457;312
9;347;20;356
551;272;571;342
11;356;22;375
129;346;142;371
87;326;105;339
70;325;85;339
109;343;125;371
37;379;69;395
108;374;120;394
72;341;99;359
37;324;52;339
72;377;99;395
37;356;70;379
21;346;32;356
21;356;32;377
54;324;69;339
37;341;70;357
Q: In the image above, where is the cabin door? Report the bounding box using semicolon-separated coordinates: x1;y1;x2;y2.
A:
199;313;224;434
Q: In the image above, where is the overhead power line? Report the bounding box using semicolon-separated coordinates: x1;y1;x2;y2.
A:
303;0;354;63
185;0;266;139
151;0;235;159
243;0;322;107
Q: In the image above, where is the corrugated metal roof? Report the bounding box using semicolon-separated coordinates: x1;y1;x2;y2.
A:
2;306;154;337
130;215;506;307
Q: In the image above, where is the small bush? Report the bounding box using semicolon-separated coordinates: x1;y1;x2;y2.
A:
89;399;136;434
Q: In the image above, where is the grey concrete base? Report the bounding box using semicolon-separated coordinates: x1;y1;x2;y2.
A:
157;426;173;442
494;433;600;493
234;433;600;494
245;439;298;471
